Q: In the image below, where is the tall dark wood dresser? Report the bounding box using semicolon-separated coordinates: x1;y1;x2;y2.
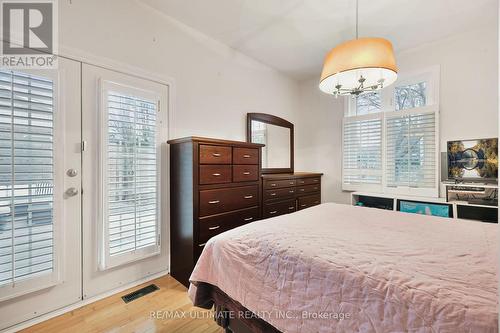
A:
167;137;264;287
261;172;323;218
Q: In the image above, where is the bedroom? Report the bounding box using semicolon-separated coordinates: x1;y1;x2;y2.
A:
0;0;498;332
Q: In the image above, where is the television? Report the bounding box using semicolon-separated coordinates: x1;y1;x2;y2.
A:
447;138;498;181
397;200;453;218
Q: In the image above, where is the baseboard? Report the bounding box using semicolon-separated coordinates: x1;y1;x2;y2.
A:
2;269;170;333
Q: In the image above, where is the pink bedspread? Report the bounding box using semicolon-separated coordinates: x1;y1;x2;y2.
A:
188;203;498;333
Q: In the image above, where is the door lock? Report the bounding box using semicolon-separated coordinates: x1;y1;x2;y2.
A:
66;169;78;177
66;187;79;197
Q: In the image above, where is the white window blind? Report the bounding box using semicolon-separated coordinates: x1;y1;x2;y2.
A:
343;117;382;190
0;70;54;286
100;82;160;269
386;110;437;195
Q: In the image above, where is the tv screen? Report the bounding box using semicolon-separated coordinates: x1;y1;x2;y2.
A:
447;138;498;180
398;200;452;218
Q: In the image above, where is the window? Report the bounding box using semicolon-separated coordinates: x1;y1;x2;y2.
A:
355;92;381;115
342;67;439;197
386;110;437;196
395;82;426;110
99;81;161;270
343;116;382;191
0;70;55;286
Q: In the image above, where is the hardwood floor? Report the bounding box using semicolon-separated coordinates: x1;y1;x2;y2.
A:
21;275;223;333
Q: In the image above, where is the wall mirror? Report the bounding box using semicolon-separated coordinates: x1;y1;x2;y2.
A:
246;113;294;174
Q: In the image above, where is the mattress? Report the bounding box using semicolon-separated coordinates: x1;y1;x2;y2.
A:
189;203;498;333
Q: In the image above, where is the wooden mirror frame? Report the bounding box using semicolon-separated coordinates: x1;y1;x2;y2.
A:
246;113;294;174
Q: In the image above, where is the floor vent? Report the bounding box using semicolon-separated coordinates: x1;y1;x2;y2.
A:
122;284;159;303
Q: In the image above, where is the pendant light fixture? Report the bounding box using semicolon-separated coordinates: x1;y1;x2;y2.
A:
319;0;398;97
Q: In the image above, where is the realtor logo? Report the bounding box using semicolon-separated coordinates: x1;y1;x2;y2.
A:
0;0;57;68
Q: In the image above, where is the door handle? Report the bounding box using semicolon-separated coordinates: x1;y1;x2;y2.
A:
66;168;78;177
66;187;79;197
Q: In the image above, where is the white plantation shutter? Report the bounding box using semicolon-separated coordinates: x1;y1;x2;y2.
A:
0;70;55;286
342;116;382;191
386;108;437;196
100;81;161;269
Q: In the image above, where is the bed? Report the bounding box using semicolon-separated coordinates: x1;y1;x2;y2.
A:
188;203;498;333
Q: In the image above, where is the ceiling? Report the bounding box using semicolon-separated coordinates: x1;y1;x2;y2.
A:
139;0;497;81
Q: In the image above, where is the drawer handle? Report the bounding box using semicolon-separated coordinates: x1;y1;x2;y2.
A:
314;179;319;182
244;195;253;199
243;172;251;175
269;210;278;214
301;204;307;207
314;187;318;190
212;153;221;157
314;201;320;204
288;206;295;210
270;183;277;187
300;181;305;184
244;217;253;221
212;173;221;176
208;225;220;230
199;243;206;247
289;190;294;193
243;154;251;158
300;189;305;192
270;193;277;196
208;200;220;204
289;182;294;185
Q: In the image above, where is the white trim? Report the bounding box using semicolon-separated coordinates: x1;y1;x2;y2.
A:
342;67;441;197
98;80;164;270
1;271;169;333
0;68;64;301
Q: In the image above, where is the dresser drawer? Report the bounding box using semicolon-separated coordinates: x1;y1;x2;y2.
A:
233;147;259;164
199;165;232;185
199;145;232;164
298;194;321;210
263;199;296;218
233;165;258;182
263;179;296;190
296;177;321;186
199;185;259;216
296;184;320;195
198;207;260;244
264;187;295;201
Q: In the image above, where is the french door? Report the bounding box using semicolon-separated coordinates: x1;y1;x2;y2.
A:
0;59;169;330
0;57;82;330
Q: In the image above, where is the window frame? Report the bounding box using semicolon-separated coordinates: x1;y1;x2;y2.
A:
98;79;164;270
342;113;384;192
343;66;440;197
0;68;66;301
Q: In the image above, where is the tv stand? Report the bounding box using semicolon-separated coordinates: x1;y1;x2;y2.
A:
442;182;497;223
351;190;498;223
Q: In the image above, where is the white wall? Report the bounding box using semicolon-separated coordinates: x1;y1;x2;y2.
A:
59;0;300;141
397;24;498;152
55;0;300;300
295;80;349;203
296;21;498;203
